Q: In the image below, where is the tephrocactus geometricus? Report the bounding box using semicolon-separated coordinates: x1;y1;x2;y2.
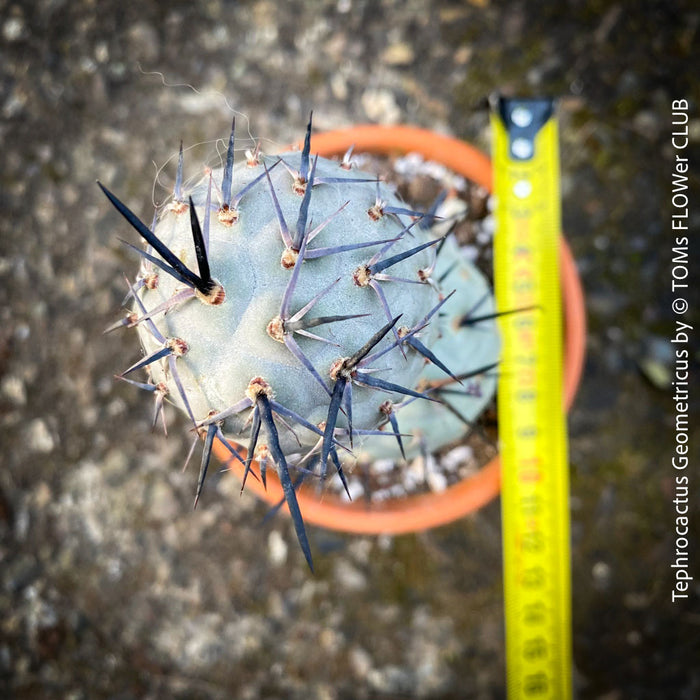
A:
100;114;500;570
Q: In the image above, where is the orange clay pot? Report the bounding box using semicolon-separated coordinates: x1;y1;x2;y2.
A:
212;125;586;535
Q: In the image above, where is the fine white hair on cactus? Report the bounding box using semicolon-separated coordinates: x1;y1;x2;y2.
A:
100;114;500;570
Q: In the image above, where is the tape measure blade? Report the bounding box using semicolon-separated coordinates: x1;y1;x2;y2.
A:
491;97;572;700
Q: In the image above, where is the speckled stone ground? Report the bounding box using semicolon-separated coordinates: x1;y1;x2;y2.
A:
1;1;699;698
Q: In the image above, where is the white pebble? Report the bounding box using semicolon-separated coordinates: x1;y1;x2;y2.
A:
441;445;474;471
1;375;26;405
26;419;55;453
426;470;448;493
267;530;288;566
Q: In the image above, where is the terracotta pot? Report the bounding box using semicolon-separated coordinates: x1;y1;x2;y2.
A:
212;125;586;535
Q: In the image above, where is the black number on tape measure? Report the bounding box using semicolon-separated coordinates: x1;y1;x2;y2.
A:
522;601;547;626
523;671;549;696
522;566;545;589
523;635;548;661
522;530;545;552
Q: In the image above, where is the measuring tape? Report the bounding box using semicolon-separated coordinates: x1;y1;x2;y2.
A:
491;96;572;699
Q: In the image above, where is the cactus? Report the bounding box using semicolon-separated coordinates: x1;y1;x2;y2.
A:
100;115;500;569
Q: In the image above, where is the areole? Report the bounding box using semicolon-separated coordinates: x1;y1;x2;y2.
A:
212;124;586;535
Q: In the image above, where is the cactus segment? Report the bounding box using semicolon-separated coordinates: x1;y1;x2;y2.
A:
102;118;501;569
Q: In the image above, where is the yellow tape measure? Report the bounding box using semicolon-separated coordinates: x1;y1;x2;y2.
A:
491;96;572;699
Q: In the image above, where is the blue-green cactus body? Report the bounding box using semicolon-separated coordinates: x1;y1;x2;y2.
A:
101;118;500;567
138;152;441;450
357;235;499;461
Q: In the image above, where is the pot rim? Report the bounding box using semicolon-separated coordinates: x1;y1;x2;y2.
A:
212;124;586;535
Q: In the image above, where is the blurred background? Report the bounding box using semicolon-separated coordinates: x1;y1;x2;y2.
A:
1;1;698;697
